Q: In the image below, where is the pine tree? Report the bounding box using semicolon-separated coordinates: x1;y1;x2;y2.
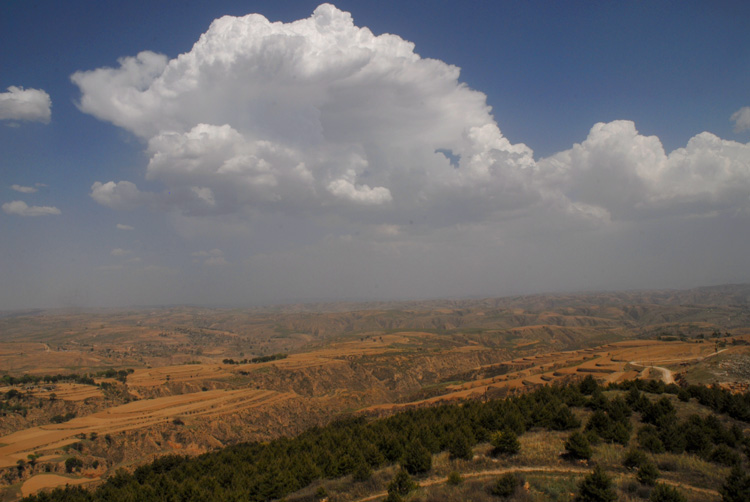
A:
720;465;750;502
564;431;592;460
636;460;659;486
622;448;647;470
575;466;617;502
489;473;519;498
352;460;372;482
579;375;599;395
388;468;417;497
402;440;432;475
448;433;473;460
491;428;520;456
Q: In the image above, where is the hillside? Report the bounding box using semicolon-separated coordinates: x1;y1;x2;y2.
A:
15;378;750;501
1;285;750;499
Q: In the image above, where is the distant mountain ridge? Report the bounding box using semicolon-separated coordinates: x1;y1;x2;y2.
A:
233;283;750;314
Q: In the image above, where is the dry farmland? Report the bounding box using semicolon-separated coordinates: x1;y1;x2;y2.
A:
2;285;750;499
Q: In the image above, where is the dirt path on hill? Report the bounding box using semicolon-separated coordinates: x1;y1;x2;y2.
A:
352;465;720;501
629;348;727;385
648;366;675;384
353;466;590;501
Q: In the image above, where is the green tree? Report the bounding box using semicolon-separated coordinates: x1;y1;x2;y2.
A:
659;423;686;453
575;466;617;502
610;421;631;446
402;440;432;475
636;460;659;486
447;471;463;486
388;468;417;497
708;444;742;466
721;465;750;502
638;425;665;453
622;449;647;470
448;432;473;460
65;457;83;473
489;473;519;498
491;428;520;456
565;431;592;460
552;404;581;430
579;375;599;395
352;460;372;482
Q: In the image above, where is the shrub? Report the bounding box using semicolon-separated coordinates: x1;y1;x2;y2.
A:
585;410;611;438
579;375;599;395
565;431;592;460
65;457;83;473
610;422;631;446
491;428;520;456
402;440;432;475
636;460;659;486
447;471;463;486
575;466;617;502
384;493;402;502
708;444;741;466
622;449;647;470
388;468;417;497
489;473;519;498
552;404;582;430
677;389;690;402
720;465;750;502
649;483;687;502
658;424;686;453
448;432;473;460
352;460;372;482
638;425;665;453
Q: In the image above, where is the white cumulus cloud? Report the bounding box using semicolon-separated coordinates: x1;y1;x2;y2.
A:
74;4;536;222
2;200;60;216
90;181;148;210
0;86;51;123
116;223;134;230
11;184;38;193
73;4;750;233
538;120;750;220
731;107;750;133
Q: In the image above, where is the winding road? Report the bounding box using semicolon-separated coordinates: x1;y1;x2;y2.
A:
629;348;727;384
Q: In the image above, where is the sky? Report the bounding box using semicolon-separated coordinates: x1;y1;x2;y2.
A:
1;1;750;310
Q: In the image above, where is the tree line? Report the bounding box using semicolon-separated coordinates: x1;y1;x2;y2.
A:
20;376;750;502
222;353;288;365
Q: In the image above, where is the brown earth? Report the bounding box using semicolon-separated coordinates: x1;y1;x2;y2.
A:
1;285;749;499
21;474;99;497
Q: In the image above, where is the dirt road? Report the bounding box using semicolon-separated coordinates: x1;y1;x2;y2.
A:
629;348;727;385
352;465;720;501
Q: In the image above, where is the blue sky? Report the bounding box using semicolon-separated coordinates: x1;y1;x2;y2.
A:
2;1;749;309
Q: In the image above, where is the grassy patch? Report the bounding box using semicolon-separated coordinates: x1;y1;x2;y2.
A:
415;478;507;502
654;452;728;492
526;473;579;501
593;442;627;468
516;430;568;466
0;482;22;502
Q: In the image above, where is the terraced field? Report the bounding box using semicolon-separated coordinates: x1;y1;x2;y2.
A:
0;388;294;468
2;286;750;499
